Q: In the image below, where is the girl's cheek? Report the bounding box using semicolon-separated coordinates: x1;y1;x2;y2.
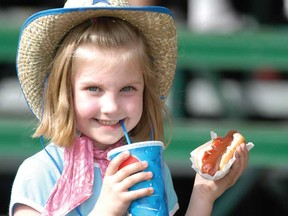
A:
75;99;99;116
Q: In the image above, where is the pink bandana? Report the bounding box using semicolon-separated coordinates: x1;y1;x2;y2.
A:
93;141;123;179
42;136;123;216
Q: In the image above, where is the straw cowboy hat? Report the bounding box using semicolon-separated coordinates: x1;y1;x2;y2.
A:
17;0;177;119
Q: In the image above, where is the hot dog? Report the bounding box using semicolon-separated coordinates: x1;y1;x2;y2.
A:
196;130;246;176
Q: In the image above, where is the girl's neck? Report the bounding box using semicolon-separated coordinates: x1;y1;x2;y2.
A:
92;137;124;151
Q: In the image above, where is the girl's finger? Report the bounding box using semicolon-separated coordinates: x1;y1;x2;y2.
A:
120;170;153;189
105;151;131;176
236;143;248;172
115;161;149;181
124;187;154;201
242;143;249;170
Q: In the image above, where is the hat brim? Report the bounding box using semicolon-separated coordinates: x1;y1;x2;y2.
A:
17;6;177;119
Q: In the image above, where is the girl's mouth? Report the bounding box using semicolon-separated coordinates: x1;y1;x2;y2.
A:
97;120;120;126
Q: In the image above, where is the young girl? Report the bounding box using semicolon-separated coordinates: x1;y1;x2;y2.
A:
10;0;249;215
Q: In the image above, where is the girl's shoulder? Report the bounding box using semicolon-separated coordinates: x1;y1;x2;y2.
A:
19;143;65;176
10;144;65;214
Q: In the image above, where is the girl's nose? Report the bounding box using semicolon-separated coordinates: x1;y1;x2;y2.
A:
100;93;119;113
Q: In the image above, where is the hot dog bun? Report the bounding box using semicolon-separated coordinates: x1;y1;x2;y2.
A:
219;132;245;170
196;130;246;176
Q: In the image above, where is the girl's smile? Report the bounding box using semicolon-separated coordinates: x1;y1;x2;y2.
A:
72;46;144;149
97;119;120;126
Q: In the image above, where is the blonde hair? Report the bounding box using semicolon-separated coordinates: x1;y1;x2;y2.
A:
33;17;169;147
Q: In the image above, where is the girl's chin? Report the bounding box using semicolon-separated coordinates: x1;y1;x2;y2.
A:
91;136;123;147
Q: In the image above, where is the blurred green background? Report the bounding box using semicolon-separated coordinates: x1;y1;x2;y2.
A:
1;0;288;215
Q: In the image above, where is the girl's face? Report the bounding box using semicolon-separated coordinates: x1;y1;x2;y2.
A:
72;46;144;149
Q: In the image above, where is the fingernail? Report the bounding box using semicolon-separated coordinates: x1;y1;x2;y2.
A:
142;161;148;167
235;151;239;158
123;151;130;155
149;187;154;194
147;171;153;178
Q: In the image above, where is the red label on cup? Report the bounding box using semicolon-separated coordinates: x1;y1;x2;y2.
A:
119;156;139;170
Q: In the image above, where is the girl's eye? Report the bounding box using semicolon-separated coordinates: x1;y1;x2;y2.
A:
121;86;134;92
88;86;100;92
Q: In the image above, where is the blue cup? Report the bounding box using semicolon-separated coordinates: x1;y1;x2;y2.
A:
107;141;168;216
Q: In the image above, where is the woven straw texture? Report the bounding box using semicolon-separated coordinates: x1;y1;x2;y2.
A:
17;5;177;119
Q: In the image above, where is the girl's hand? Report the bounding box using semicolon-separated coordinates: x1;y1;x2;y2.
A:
91;151;154;216
186;143;249;216
195;143;249;202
